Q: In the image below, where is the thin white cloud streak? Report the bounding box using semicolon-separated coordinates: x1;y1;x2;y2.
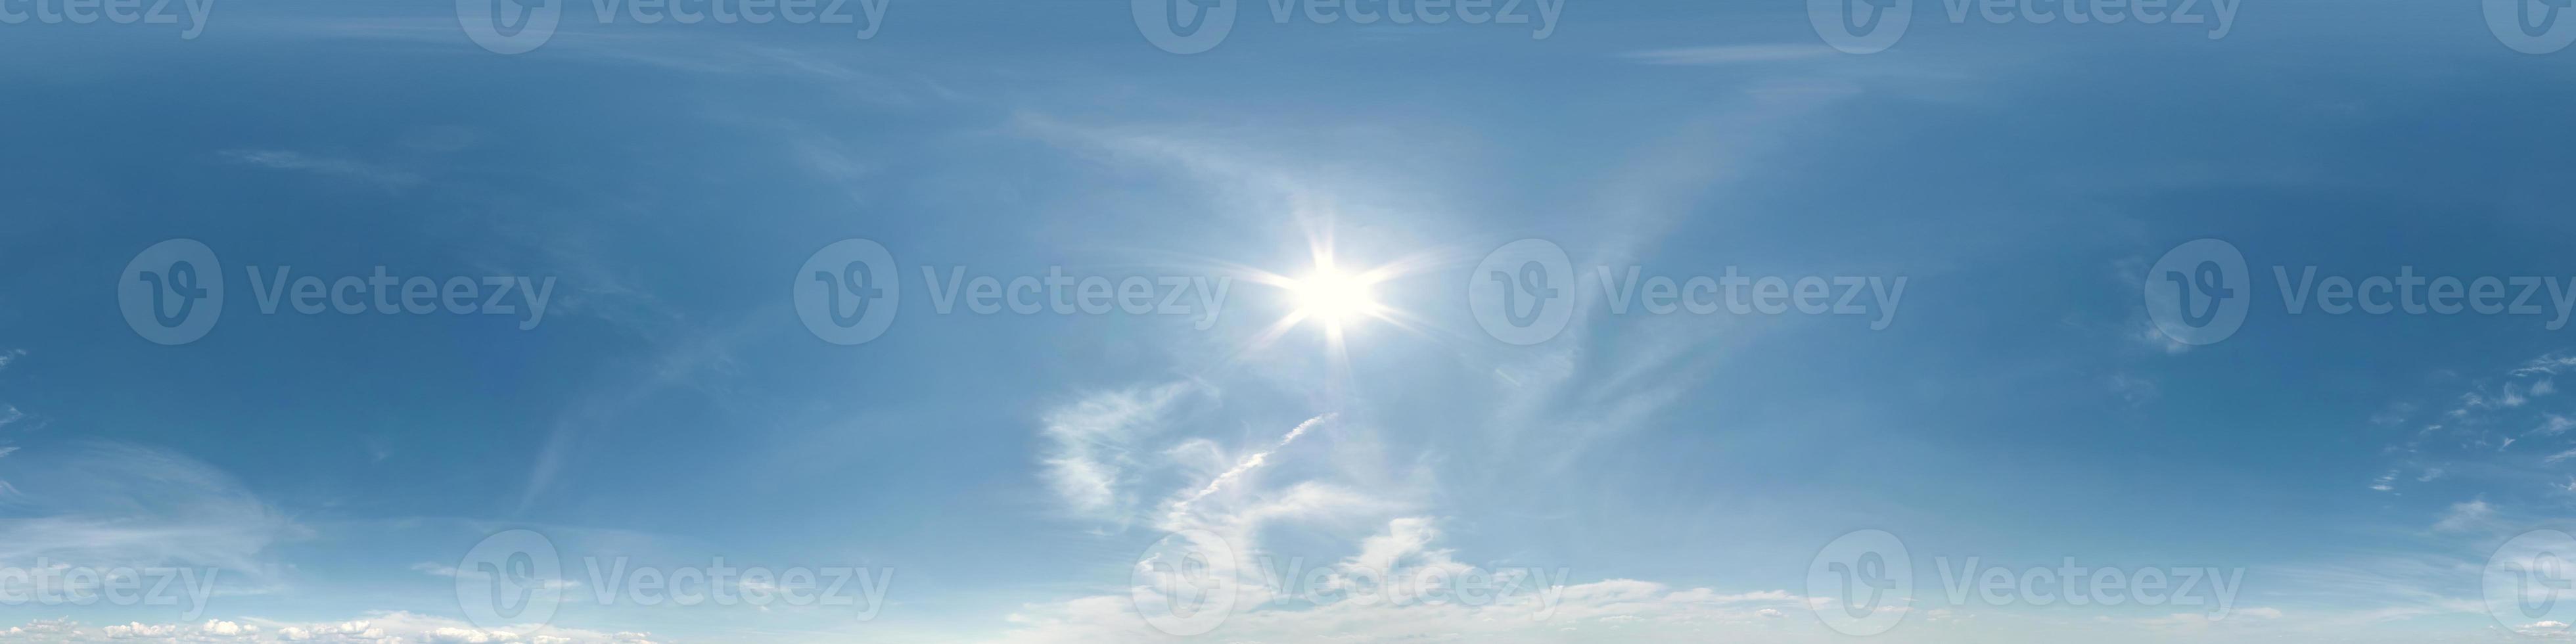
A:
219;149;420;188
1164;413;1334;520
1621;44;1841;66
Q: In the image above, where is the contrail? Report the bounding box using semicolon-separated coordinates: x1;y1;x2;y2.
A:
1166;413;1336;519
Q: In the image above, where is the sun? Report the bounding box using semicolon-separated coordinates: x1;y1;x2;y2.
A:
1215;240;1432;369
1287;267;1383;325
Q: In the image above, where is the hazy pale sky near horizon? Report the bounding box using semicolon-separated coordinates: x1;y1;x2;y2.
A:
7;0;2576;642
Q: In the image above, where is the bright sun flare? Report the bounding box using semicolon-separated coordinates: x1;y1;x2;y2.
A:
1287;269;1382;323
1231;245;1423;363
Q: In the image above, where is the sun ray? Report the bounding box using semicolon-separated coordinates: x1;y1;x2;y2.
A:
1185;225;1473;380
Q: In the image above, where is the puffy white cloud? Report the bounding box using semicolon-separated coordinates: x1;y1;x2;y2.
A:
98;622;173;639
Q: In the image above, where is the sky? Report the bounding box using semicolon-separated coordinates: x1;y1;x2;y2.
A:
5;0;2576;641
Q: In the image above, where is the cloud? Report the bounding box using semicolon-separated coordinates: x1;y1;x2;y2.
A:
1039;382;1198;520
0;613;657;643
2516;354;2576;377
991;515;1806;644
0;442;301;584
97;622;176;638
2536;414;2575;436
1621;44;1841;66
219;149;420;188
2432;499;2495;532
1164;413;1333;521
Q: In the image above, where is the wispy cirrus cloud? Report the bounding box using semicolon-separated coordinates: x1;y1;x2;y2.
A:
219;149;420;188
0;442;302;588
1039;382;1199;522
1621;43;1841;66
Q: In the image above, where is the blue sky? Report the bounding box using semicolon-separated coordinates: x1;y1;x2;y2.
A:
6;0;2576;641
